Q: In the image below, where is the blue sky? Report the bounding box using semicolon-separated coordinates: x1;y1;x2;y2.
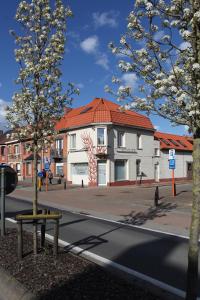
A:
0;0;187;135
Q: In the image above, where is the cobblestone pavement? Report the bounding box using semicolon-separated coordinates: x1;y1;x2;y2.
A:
11;182;193;237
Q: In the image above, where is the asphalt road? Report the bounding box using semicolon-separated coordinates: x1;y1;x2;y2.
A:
4;195;200;297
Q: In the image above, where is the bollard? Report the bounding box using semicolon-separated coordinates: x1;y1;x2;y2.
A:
64;181;66;190
154;186;159;207
81;179;84;188
174;183;176;196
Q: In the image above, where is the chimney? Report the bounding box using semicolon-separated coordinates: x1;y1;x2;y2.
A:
64;107;72;114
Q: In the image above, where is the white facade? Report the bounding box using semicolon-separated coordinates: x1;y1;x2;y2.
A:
66;123;193;186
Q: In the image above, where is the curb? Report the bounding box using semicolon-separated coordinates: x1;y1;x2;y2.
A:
0;266;37;300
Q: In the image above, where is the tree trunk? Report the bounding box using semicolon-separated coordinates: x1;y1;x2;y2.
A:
186;137;200;300
33;145;38;255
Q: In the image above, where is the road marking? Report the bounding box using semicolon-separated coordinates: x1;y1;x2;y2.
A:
44;233;196;300
5;218;17;224
72;211;190;240
5;217;199;300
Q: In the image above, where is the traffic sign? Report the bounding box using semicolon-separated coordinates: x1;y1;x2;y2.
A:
38;171;43;177
169;149;175;160
169;159;176;169
0;165;18;195
44;163;50;171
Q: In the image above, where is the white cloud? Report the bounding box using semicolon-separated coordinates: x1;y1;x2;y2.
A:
0;99;8;117
121;73;138;90
80;36;99;54
179;42;191;50
80;36;109;70
95;54;109;70
154;125;160;131
93;11;119;28
0;99;10;130
76;83;84;89
184;125;189;132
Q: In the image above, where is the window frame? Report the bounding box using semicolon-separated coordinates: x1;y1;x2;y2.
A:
118;131;125;148
137;134;142;150
115;160;127;181
97;127;106;146
70;134;76;149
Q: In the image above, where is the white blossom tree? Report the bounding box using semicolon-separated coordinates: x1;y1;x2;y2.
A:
7;0;79;254
106;1;200;299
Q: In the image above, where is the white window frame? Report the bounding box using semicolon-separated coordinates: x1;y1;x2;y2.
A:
154;148;160;156
70;134;76;149
97;127;106;146
137;134;142;150
115;160;127;181
56;139;63;150
118;131;125;148
14;144;20;155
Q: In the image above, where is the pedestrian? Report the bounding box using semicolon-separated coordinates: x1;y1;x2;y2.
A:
41;169;46;185
48;170;53;184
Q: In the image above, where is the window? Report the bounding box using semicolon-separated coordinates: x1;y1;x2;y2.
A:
70;134;76;149
1;146;5;156
137;134;142;149
56;163;64;175
56;139;63;155
56;139;63;150
14;144;19;154
16;163;21;174
159;138;170;146
168;139;179;146
115;160;126;181
71;163;88;175
26;162;32;176
177;140;187;147
154;148;160;156
118;131;125;147
136;159;141;176
97;128;105;145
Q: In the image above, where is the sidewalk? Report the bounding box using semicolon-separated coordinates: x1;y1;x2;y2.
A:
10;182;192;238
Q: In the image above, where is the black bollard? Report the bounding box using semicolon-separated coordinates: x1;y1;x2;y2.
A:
81;180;84;188
154;186;159;207
174;183;176;196
64;181;66;190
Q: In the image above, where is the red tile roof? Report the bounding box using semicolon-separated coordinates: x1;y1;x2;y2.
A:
154;131;193;151
56;98;154;131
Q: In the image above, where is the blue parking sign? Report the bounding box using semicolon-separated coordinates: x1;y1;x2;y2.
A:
169;159;176;169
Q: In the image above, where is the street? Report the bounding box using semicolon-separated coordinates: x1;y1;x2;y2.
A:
4;194;200;298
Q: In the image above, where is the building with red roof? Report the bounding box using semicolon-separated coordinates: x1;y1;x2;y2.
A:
0;98;193;185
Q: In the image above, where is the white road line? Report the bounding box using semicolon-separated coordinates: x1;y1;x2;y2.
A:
72;211;190;240
44;233;197;300
5;218;17;224
5;217;199;300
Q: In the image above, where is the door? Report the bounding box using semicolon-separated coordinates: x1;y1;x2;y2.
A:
154;163;159;182
98;161;106;186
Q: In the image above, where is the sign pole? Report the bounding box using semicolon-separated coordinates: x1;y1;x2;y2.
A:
172;169;175;197
46;171;48;192
1;167;5;236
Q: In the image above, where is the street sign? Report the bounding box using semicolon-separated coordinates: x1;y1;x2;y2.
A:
44;163;50;171
169;159;176;169
0;165;18;195
169;149;175;160
38;171;43;177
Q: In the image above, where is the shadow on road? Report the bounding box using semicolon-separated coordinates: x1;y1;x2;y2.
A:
119;202;177;226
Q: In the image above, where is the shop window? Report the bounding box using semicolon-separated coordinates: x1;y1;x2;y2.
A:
115;160;126;181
